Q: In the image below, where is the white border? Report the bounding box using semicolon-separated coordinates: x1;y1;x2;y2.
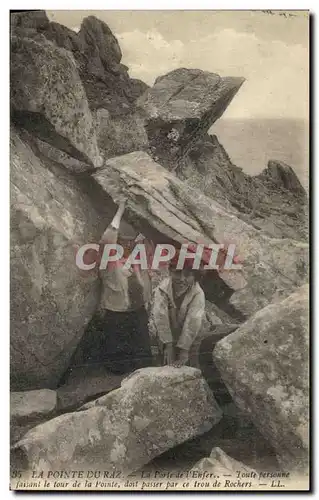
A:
2;2;315;499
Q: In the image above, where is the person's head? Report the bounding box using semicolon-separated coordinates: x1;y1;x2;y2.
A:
169;248;203;292
170;267;200;296
117;220;138;257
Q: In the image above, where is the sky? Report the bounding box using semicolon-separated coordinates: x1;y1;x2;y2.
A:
47;10;309;121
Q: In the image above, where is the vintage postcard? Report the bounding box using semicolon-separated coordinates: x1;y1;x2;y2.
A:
10;9;309;492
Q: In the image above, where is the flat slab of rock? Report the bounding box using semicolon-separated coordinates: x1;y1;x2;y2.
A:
93;151;308;317
213;285;309;473
11;389;57;421
136;68;244;167
138;69;244;123
12;366;222;474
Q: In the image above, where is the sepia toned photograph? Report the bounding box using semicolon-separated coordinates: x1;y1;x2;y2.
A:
9;8;309;492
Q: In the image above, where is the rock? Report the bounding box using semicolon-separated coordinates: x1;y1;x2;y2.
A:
261;159;306;194
180;135;242;209
40;16;148;112
77;16;148;111
10;34;100;169
10;127;103;390
179;135;308;240
12;366;222;474
192;446;257;477
93;151;308;317
11;389;57;420
10;10;49;31
41;21;85;54
78;15;122;72
189;324;239;404
32;135;101;173
136;68;244;168
213;285;309;473
11;389;58;445
205;300;236;326
130;78;149;101
94;108;149;159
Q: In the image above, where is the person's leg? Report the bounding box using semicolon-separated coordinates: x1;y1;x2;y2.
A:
131;306;153;370
86;311;107;365
103;310;135;374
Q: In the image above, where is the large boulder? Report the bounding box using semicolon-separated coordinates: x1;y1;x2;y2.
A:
10;34;101;169
10;127;103;390
213;285;309;473
12;366;222;474
136;68;244;168
93;151;308;317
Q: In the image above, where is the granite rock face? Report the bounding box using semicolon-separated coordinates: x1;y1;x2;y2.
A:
10;34;101;169
13;11;150;164
10;127;102;390
94;108;149;159
12;367;222;473
41;15;148;112
10;10;49;31
213;285;309;472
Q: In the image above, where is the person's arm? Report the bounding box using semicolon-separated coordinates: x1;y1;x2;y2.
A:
100;200;126;244
176;289;206;356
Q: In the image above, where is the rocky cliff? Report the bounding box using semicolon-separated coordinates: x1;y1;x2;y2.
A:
10;10;308;389
10;11;309;486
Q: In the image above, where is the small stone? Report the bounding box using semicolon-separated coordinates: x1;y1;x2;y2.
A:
11;389;57;420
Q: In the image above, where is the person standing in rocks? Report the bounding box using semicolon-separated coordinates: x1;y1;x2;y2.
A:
58;201;154;384
83;200;154;375
151;254;206;367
